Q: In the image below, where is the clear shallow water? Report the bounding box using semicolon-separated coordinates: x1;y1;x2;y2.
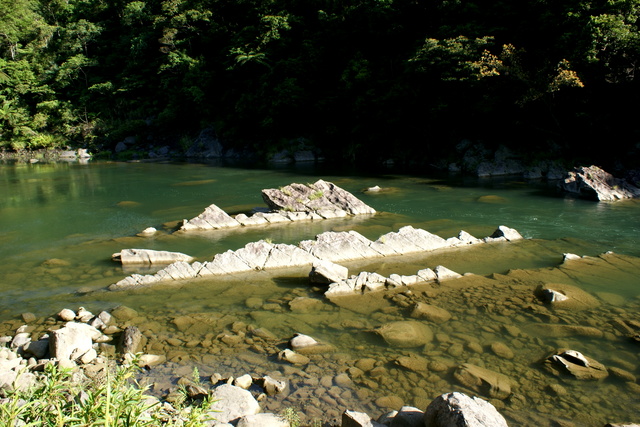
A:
1;160;639;425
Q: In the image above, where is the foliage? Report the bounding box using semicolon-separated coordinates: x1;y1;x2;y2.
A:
0;361;214;426
0;0;638;166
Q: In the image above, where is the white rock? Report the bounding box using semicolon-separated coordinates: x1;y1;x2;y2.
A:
423;392;508;427
236;413;290;427
206;384;261;424
58;308;76;321
290;333;318;350
234;374;253;389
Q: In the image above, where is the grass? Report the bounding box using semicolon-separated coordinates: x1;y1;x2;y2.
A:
308;190;323;201
0;360;215;426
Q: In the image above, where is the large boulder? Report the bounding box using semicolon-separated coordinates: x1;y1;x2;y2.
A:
559;165;640;201
423;392;509;427
206;384;261;424
262;180;376;215
375;321;433;348
50;322;101;363
112;249;194;264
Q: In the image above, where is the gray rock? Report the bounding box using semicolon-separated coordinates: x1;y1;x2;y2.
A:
260;375;287;396
423;392;509;427
50;322;100;362
23;338;49;359
343;410;385;427
559;165;640;201
487;225;523;241
58;308;76;321
543;349;608;380
112;249;194;265
262;180;376;216
121;326;144;354
206;384;261;424
180;203;240;231
236;413;290;427
309;260;349;284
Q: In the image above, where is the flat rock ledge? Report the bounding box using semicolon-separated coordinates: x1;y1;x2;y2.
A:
108;225;522;291
179;179;376;232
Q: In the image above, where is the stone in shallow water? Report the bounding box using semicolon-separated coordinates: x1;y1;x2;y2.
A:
490;342;514;359
535;283;600;310
409;303;451;324
543;349;608;380
454;363;513;399
375;321;433;348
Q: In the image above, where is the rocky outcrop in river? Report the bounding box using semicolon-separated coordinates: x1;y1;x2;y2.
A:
109;225;522;291
558;165;640;201
178;179;375;231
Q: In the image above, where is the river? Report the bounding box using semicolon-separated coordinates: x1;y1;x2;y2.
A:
0;159;638;426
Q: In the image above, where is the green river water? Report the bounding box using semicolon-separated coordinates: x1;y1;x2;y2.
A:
0;160;639;426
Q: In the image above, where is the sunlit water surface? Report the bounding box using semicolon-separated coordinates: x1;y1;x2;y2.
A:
0;160;639;426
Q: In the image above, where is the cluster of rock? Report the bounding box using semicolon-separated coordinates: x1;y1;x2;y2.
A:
109;225;522;290
178;180;375;232
558;165;640;201
321;264;462;297
0;306;141;394
0;307;518;427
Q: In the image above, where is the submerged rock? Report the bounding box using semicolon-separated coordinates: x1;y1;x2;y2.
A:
375;321;433;348
534;283;600;310
559;165;640;201
453;363;513;399
543;349;608;380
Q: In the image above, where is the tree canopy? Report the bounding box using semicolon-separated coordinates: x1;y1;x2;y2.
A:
1;0;639;166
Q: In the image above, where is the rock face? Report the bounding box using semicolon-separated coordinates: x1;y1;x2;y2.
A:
558;165;640;201
109;225;522;291
112;249;194;264
423;392;509;427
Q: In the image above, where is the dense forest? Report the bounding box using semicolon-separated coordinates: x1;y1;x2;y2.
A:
1;0;639;166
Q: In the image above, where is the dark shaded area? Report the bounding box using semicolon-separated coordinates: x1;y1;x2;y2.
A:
1;0;639;169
